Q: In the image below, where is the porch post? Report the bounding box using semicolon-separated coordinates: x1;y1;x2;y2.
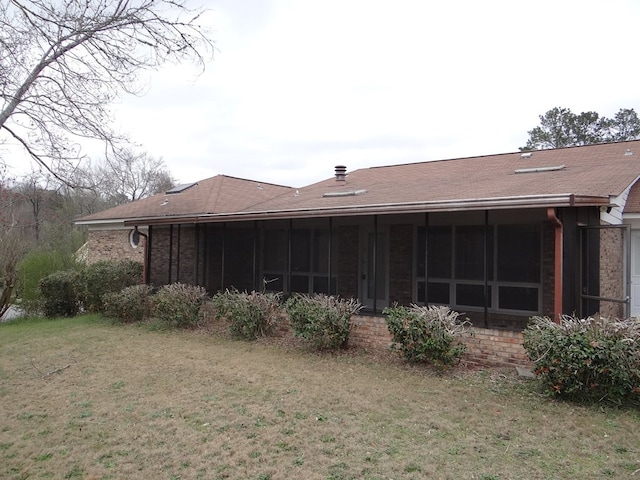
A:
483;210;489;328
424;212;428;304
373;215;378;314
328;217;333;295
194;223;200;285
547;208;563;322
287;219;292;294
253;221;258;292
176;224;181;283
220;222;226;290
168;224;173;284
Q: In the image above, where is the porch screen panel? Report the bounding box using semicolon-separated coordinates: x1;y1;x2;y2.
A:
496;224;541;313
262;227;336;294
263;229;287;292
224;228;256;292
415;223;542;315
312;229;337;294
367;232;387;300
417;226;452;304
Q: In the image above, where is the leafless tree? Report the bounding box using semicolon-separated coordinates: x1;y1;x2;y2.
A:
0;0;213;184
0;175;31;317
97;149;176;203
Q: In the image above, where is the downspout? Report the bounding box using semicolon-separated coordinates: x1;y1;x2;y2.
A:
134;226;149;285
547;208;563;322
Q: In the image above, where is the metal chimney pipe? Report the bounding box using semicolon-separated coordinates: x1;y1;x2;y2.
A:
335;165;347;182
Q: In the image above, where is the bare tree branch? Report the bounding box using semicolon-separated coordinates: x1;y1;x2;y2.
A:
0;0;214;184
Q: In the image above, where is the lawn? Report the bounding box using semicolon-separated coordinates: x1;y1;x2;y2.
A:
1;316;639;480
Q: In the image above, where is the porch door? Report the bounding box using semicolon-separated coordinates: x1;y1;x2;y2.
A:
361;228;389;311
631;231;640;317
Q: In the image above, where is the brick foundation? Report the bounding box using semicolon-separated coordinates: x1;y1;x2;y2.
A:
349;314;530;368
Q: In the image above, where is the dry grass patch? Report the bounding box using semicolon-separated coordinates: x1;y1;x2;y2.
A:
1;315;640;480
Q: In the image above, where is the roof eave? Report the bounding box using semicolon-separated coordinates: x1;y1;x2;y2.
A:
123;194;609;226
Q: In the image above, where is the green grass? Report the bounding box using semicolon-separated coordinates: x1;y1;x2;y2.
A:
1;315;640;479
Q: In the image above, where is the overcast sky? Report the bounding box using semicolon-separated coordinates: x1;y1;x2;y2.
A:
112;0;640;187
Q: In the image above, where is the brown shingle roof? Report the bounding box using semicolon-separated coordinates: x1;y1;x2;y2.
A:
76;175;292;223
220;140;640;221
80;141;640;225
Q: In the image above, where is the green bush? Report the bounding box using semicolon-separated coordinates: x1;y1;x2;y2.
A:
39;270;81;318
17;249;79;314
103;284;153;323
79;260;143;312
152;283;209;328
284;294;362;350
523;315;640;403
384;304;469;370
211;289;282;339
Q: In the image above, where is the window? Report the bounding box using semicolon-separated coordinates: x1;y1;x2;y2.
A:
129;229;140;248
416;223;541;314
262;227;336;294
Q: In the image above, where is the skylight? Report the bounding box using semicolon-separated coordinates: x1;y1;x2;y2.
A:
323;189;367;198
514;165;565;174
166;182;197;194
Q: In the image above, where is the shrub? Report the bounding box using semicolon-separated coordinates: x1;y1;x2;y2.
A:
384;304;469;370
17;249;79;314
523;315;640;403
102;284;153;323
211;289;282;339
284;294;362;350
39;270;81;318
79;260;143;312
152;283;209;328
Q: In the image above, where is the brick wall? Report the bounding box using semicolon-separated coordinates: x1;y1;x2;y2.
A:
86;229;145;264
149;226;170;285
349;314;530;368
599;226;626;318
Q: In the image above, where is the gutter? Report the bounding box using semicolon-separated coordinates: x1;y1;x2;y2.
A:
123;193;610;227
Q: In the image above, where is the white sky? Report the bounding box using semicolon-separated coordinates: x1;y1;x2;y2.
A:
113;0;640;187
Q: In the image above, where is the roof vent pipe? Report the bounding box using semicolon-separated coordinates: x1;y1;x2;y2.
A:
335;165;347;182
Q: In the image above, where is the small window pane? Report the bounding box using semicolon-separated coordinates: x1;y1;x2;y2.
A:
427;282;450;304
499;286;539;312
456;284;491;308
290;275;309;293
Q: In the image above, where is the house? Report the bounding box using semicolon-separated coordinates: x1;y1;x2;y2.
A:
76;140;640;366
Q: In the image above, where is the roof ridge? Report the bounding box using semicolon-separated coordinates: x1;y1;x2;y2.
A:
366;139;640;171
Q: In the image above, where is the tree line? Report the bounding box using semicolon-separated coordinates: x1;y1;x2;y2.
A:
521;107;640;151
